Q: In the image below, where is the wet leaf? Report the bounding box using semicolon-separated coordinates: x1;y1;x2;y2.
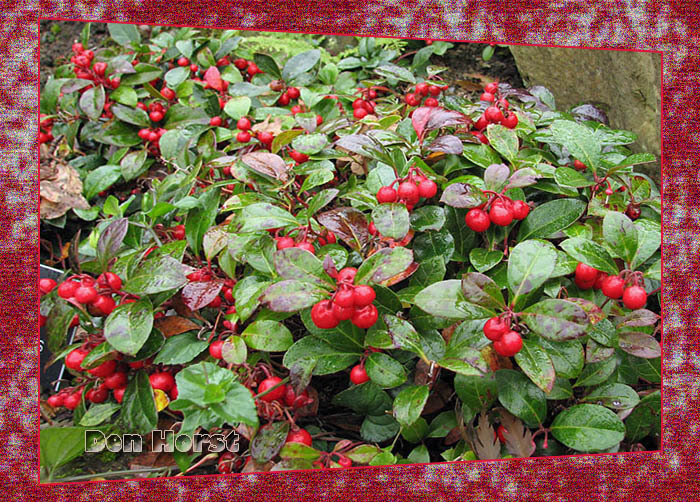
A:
393;385;429;427
154;316;200;338
104;298;154;356
426;135;463;155
439;183;487;208
262;280;328;312
550;404;624;452
514;339;556;393
372;203;410;240
522;299;590;341
241;152;290;183
618;332;661;359
355;247;414;286
181;279;224;311
316;207;370;252
461;272;506;309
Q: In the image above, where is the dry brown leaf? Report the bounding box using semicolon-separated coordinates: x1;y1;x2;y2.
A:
154;316;201;338
251;115;284;136
422;380;451;415
40;160;90;219
496;408;536;458
441;323;460;344
294;386;319;418
468;410;501;460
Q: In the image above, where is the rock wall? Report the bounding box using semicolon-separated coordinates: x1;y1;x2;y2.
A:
509;46;662;178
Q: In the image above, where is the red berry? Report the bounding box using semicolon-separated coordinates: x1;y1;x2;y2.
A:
334;287;355;308
405;93;421;106
352;98;366;109
276;236;296;250
376;186;398;203
237;131;251;143
190;64;199;72
485;106;504;123
63;391;83;410
501;113;518;129
207;295;222;308
368;221;378;235
326;231;336;244
311;300;340;329
148;131;159;142
137;102;147;111
234;58;248;70
161;87;175;100
496;425;507;443
397;181;420;205
512;200;530;220
210;116;222;127
493;330;523;357
353;107;368;119
428;85;441;96
113;387;126;404
74;285;98;304
247;63;260;75
484;82;499;94
209;340;225;359
87;359;117;378
278;92;290;106
465;208;490;232
573;160;587;171
351;304;378;329
104;272;122;291
296;241;315;254
622;286;647;310
104;371;128;390
177;57;189;67
258;131;274;145
149;111;164;122
92;295;116;316
350;364;370;385
352;285;376;308
337;267;357;283
65;348;89;371
287;87;300;99
415;83;429;96
424;97;439;107
92;61;107;76
332;302;354;321
337;456;352;468
39;278;57;294
497;98;510;110
594;272;609;290
237;117;251;130
172;224;186;240
575;275;596;290
150;372;175;392
483;317;509;341
601;275;625;299
489;200;514;226
575;263;599;282
471;131;489;144
626;205;641;220
257;376;285;402
72;42;84;53
47;394;64;407
289;150;309;163
286;428;312;446
87;386;109;404
418;179;438;199
480;92;495;102
316;114;324;126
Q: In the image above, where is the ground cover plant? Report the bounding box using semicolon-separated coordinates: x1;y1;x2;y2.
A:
39;23;662;482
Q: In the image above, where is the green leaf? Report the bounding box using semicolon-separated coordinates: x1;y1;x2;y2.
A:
461;272;505;309
292;133;328;155
409;256;446;288
164;66;190;88
84;164;122;200
120;371;157;435
104;298;153;356
413;228;454;262
96;217;129;271
238;203;298;233
624;390;660;441
108;23;141;46
361;414;400;443
242;321;294;352
486;124;519;161
469;248;503;273
550;404;625;452
271;129;305;154
221;336;248;365
514;338;556;393
581;383;640;410
284;336;361;375
393;385;429;427
374;62;416;84
365;352;407;388
372;203;410;240
282;50;321;81
517;198;587;241
560;237;619;275
631;219;661;270
414;280;494;320
355;247;414;286
574;356;617;387
554;166;594;188
383;315;425;356
410;205;445;232
253;53;282;79
617;332;661;359
439;183;487;208
522;299;590;341
94;120;141;147
224;96;252;121
40;427;93;475
152;332;209;365
79;85;105;120
454;374;498;422
495;369;547;427
120;63;163;86
79;403;121;427
507;239;557;298
185;188;220;257
262;280;329;312
123;255;187;296
603;211;638;263
539;338;585;379
46;298;77;354
549;120;601;174
274;247;335;288
120;149;148;181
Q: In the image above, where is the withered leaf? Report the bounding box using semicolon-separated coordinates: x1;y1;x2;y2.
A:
241;152;290;183
496;408;536;458
154;316;201;338
40;160;90;219
468;410;501;460
316;207;370;252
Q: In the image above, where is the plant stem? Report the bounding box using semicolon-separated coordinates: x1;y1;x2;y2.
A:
50;466;174;482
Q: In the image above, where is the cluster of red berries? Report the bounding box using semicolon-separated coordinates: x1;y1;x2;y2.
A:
311;267;378;330
234;116;253;143
351;88;379;119
70;42;120;89
274;231;335;255
39;114;54;144
469;82;518;144
232;58;262;81
170;224;186;240
482;317;523;357
405;81;444;107
42;272;124;317
278;85;301;106
574;263;648;309
464;194;530;232
376;168;438;211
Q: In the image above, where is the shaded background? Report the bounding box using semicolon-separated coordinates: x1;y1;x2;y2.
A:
0;1;694;499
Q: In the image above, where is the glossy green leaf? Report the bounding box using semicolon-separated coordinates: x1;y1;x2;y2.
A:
550;404;625;452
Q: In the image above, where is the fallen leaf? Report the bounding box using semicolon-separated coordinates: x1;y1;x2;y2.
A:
468;410;500;460
495;408;535;458
40;160;90;219
154;316;201;338
251;115;284;136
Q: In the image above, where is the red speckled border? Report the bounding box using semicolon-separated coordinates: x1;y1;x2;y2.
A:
4;1;693;499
